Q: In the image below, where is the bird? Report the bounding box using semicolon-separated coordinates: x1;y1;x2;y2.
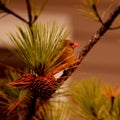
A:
50;39;79;74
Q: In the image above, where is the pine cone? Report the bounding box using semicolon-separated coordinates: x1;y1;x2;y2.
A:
9;73;57;101
33;75;56;101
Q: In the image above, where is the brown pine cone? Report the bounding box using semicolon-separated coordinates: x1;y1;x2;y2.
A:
33;75;56;101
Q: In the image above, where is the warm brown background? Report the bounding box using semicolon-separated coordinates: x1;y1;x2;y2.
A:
0;0;120;84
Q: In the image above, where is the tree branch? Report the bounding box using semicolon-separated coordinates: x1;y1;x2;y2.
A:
56;4;120;86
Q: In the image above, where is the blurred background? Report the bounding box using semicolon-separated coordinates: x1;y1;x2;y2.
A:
0;0;120;84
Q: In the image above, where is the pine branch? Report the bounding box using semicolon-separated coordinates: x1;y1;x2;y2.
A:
56;4;120;86
78;4;120;60
0;1;47;26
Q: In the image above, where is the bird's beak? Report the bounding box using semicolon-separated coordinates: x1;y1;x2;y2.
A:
72;42;78;48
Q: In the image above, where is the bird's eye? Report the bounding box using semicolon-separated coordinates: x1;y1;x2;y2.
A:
69;43;74;46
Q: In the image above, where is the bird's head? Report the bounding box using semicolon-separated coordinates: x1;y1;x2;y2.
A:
63;40;79;49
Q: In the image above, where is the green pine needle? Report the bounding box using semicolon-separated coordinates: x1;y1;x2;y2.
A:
70;78;105;120
9;22;70;75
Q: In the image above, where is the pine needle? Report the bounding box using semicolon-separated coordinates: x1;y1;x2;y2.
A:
9;22;70;75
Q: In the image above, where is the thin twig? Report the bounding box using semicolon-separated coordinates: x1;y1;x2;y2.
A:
32;0;48;23
56;4;120;86
0;13;8;19
26;0;33;27
0;4;28;24
109;96;115;115
92;4;104;25
109;25;120;30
